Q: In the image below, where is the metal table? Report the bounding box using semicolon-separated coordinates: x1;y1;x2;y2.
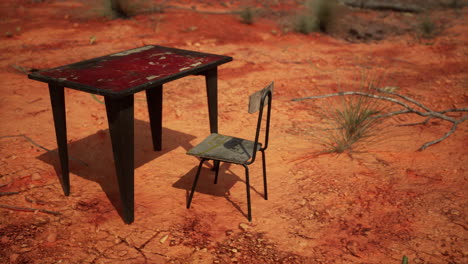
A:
28;45;232;223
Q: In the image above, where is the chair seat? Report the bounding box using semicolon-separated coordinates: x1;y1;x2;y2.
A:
187;133;261;164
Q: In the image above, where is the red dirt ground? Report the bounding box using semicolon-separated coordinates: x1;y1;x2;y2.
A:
0;1;467;263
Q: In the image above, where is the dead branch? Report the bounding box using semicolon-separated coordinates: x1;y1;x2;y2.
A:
0;192;20;196
338;0;423;13
292;91;468;151
25;196;47;205
0;204;61;215
0;182;12;188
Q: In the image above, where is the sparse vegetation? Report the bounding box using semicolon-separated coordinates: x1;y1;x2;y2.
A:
311;84;385;154
402;255;409;264
102;0;164;19
327;93;382;153
293;85;468;151
294;0;337;34
418;14;437;39
447;0;464;9
239;7;256;25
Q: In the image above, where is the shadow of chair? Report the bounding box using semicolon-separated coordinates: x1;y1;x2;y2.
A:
37;119;195;221
185;82;273;221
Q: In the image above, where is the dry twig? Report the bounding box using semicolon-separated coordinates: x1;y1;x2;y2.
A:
292;90;468;151
0;192;20;196
0;204;61;215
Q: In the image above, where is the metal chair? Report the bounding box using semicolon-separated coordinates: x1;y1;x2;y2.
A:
186;82;273;221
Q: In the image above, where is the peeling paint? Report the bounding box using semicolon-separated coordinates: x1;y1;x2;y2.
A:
111;45;155;56
36;46;229;92
146;75;160;80
150;52;172;58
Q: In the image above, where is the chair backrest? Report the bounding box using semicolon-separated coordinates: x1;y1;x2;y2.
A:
248;82;273;164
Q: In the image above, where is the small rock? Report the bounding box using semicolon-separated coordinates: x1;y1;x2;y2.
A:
346;240;361;257
159;234;169;244
31;173;41;180
239;223;249;231
231;248;238;253
225;230;233;236
118;250;128;257
19;247;32;252
34;216;50;225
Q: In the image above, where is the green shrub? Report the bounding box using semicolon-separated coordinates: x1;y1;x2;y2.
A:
294;0;337;34
325;94;382;153
311;76;389;154
402;256;409;264
101;0;160;19
447;0;464;8
418;14;437;39
239;7;256;25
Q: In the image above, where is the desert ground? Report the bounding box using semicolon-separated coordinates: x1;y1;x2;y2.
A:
0;0;467;263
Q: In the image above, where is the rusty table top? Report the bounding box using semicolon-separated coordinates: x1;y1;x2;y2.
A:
28;45;232;97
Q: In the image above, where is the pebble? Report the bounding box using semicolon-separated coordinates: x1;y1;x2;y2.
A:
34;216;50;225
159;234;168;244
19;247;32;252
31;173;41;180
239;223;249;231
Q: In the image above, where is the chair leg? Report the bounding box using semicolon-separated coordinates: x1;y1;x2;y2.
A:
187;158;206;209
242;165;252;222
261;150;268;200
214;161;220;184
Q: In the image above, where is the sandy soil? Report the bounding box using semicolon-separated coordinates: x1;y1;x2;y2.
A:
0;1;467;263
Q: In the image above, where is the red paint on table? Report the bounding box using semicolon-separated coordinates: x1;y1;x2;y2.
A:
39;46;225;92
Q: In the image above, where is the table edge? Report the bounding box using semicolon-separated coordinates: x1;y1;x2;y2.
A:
28;46;233;97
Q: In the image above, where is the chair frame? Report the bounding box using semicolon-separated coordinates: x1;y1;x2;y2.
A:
187;84;273;221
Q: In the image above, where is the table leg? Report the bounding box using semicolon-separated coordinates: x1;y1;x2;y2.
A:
204;68;218;134
146;85;163;151
105;95;135;224
48;84;70;196
204;68;219;172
